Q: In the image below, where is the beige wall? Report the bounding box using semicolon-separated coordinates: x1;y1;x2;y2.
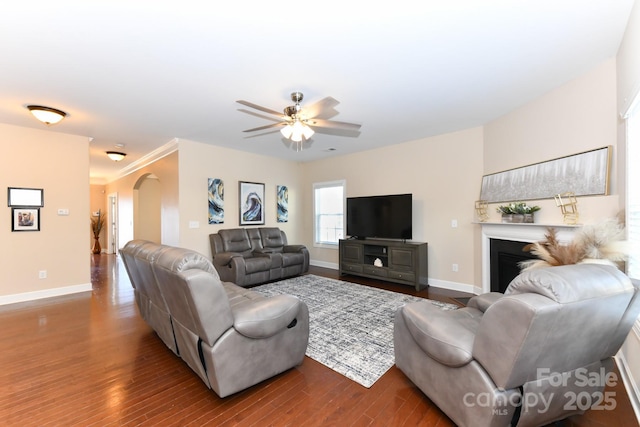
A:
483;58;622;226
0;123;91;303
301;127;484;292
176;139;304;257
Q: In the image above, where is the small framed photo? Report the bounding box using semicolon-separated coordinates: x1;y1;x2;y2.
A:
239;181;265;225
12;207;40;232
8;187;44;207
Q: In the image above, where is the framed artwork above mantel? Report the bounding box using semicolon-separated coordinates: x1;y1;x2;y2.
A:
479;146;611;203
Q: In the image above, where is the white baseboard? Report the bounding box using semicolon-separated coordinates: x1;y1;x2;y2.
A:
310;260;339;270
428;278;478;295
0;283;92;306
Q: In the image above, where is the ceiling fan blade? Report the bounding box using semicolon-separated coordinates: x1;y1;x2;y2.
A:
238;108;283;122
308;118;362;130
303;96;340;119
243;129;282;139
236;100;282;116
313;126;361;138
242;122;285;133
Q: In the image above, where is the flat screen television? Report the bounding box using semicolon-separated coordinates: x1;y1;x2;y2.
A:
346;193;412;240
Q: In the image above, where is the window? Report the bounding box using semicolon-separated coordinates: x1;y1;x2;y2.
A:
313;180;345;246
627;99;640;280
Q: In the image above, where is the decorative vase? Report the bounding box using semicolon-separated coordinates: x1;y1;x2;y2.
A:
92;238;101;254
524;213;534;223
501;214;513;223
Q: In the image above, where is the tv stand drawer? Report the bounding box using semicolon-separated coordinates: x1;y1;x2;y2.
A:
388;270;415;283
363;266;388;277
341;263;363;274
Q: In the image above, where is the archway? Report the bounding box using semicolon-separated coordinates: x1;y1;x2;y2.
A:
133;173;161;243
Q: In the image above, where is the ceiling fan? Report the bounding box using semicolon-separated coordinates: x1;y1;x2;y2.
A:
236;92;362;146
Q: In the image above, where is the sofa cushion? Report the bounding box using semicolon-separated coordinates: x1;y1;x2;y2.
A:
219;229;252;254
402;301;482;367
260;227;285;251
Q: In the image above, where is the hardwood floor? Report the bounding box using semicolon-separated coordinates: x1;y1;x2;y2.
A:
0;254;636;426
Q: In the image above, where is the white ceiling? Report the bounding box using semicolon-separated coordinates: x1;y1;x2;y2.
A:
0;1;634;183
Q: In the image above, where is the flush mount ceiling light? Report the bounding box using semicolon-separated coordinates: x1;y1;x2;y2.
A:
27;105;67;125
106;151;127;162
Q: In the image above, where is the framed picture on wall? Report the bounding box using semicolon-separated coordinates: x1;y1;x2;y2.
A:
8;187;44;207
208;178;224;224
12;207;40;231
239;181;265;225
277;185;288;223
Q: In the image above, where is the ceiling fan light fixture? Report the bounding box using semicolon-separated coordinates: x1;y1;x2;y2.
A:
287;120;314;142
106;151;127;162
27;105;67;125
280;124;294;139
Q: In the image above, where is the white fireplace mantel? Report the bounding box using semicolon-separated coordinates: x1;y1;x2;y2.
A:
480;222;580;294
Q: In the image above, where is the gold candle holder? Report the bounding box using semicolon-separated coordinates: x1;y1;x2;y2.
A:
475;200;489;222
554;192;579;225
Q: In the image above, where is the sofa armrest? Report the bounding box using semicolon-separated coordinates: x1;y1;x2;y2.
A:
233;295;302;339
284;245;306;253
467;292;503;312
213;252;244;266
401;301;482;367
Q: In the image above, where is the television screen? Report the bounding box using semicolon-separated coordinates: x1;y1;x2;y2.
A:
346;193;412;240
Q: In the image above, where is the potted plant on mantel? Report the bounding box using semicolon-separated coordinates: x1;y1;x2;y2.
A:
91;209;105;254
497;202;541;223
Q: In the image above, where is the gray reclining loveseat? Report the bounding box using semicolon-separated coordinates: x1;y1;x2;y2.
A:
121;240;309;397
209;227;309;287
394;263;640;427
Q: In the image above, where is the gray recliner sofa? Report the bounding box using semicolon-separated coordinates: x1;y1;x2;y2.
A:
121;240;309;398
209;227;309;287
394;263;640;427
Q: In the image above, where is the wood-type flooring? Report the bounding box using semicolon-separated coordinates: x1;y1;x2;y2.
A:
0;254;636;426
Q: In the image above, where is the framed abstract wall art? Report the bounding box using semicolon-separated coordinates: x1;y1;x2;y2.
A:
479;146;611;203
208;178;224;224
276;185;288;223
239;181;265;225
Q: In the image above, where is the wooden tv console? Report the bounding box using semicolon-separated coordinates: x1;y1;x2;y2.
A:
339;238;428;291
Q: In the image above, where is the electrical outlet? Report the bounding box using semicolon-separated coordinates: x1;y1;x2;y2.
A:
39;270;47;279
452;264;459;272
451;219;458;228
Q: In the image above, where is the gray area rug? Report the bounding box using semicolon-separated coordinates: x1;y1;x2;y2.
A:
252;274;458;388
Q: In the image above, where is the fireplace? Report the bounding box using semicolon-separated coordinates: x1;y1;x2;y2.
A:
490;239;538;293
480;223;579;294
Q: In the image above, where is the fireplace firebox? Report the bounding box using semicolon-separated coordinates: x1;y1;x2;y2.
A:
490;239;538;293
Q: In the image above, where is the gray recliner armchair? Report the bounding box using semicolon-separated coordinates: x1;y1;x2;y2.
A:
394;263;640;427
